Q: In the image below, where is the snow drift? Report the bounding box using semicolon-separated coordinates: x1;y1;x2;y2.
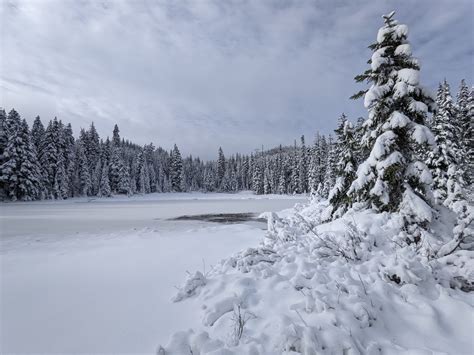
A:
159;199;473;354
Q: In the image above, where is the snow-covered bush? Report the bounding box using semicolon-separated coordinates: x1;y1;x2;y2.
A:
160;198;473;354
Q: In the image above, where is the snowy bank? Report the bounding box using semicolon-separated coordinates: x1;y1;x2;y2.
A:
160;200;474;354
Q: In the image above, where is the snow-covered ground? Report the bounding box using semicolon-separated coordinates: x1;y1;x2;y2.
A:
0;192;305;353
161;200;474;354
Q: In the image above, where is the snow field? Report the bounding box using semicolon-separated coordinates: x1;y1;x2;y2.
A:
0;194;305;353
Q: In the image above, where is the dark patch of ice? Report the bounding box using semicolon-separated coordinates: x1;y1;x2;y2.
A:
170;213;267;224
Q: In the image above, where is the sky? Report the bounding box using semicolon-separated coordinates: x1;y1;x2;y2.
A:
1;0;473;159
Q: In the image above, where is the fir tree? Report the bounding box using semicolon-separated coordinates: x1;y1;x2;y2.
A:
0;113;42;200
455;80;473;186
40;118;68;198
252;160;264;195
112;124;121;147
98;160;112;197
328;119;357;218
63;123;76;197
170;144;183;192
349;11;436;243
290;141;299;194
427;81;461;205
217;147;226;188
308;133;320;196
321;135;336;198
76;141;92;196
117;161;131;195
31;116;45;153
298;135;308;194
0;109;7;197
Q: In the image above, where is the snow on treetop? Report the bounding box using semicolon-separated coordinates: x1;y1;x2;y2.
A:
382;10;396;21
377;22;409;44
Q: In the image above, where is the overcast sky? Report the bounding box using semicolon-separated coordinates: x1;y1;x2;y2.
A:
1;0;473;159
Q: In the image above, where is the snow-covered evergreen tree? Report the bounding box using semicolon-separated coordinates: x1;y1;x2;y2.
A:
62;123;76;198
112;124;121;147
455;80;473;187
252;159;264;195
298;135;308;194
308;133;320;196
217;147;226;189
31;116;45;153
76;141;92;196
328;119;357;218
321;135;336;198
0;109;8;198
0;114;42;200
85;122;101;175
427;81;464;206
98;160;112;197
290;141;299;194
117;161;131;195
349;11;436;244
170;144;183;192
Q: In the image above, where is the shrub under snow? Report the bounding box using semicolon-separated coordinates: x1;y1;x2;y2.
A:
158;200;473;354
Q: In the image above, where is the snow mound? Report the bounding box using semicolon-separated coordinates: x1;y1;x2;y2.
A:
160;201;474;354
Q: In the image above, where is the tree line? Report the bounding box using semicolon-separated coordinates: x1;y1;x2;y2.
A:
0;75;471;204
0;108;339;200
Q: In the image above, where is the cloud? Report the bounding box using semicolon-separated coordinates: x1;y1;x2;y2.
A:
1;0;472;159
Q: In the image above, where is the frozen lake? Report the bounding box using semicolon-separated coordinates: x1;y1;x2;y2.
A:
0;192;305;353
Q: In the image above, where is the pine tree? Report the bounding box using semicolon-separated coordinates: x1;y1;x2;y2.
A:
252;159;264;195
91;159;102;196
427;81;461;205
170;144;183;192
62;123;75;197
112;124;121;147
40;118;68;199
98;160;112;197
117;161;131;195
217;147;226;188
455;80;473;186
308;133;320;196
317;135;328;189
328;119;357;218
0;109;7;198
31;116;45;153
263;165;271;195
290;141;299;194
298;135;308;193
349;11;435;243
278;163;286;194
85;122;101;174
137;149;151;194
76;141;92;196
0;112;42;200
321;135;336;198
